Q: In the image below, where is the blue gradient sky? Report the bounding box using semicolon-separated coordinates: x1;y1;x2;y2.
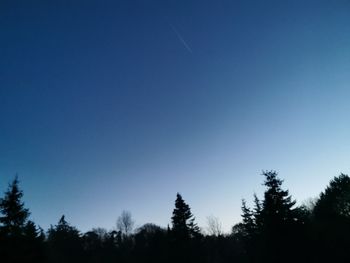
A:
1;0;350;233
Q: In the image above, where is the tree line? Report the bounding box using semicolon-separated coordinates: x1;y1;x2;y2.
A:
1;171;350;263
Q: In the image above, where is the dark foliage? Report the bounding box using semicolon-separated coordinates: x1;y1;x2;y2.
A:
311;174;350;262
47;215;83;263
1;172;350;263
0;176;29;236
171;193;201;239
0;177;44;263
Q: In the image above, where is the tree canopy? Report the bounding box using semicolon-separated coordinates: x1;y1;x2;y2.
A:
313;173;350;219
1;172;350;263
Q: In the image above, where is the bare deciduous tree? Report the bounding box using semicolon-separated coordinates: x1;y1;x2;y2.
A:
116;210;135;236
302;197;318;212
206;215;222;236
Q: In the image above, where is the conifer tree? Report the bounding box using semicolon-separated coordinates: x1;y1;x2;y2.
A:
0;177;45;262
0;176;29;237
48;215;80;241
171;193;200;239
24;220;39;239
260;171;297;228
312;174;350;262
241;199;255;237
47;215;82;263
258;171;299;263
313;173;350;219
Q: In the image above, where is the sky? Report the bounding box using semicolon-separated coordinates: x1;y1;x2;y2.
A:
1;0;350;233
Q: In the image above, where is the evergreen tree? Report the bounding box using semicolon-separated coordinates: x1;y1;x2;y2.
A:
0;177;45;263
238;171;301;263
240;198;262;263
258;171;299;263
237;195;262;238
252;194;264;237
170;193;202;263
260;171;297;228
23;220;39;239
47;215;82;263
0;176;30;237
241;199;255;237
171;193;200;239
312;174;350;262
313;173;350;219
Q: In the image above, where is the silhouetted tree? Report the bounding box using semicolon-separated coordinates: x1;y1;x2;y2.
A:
22;220;46;262
259;171;297;226
236;199;260;262
171;193;200;239
238;171;305;263
133;223;167;263
311;174;350;262
0;176;29;237
241;199;255;237
82;229;112;263
3;170;350;263
115;211;135;262
116;210;135;236
258;171;299;262
206;215;222;237
47;215;82;263
170;193;202;263
0;176;45;263
313;173;350;219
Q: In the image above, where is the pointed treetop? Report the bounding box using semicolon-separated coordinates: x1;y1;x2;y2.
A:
0;176;30;236
171;193;200;239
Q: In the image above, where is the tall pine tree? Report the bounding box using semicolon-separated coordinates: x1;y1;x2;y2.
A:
0;176;44;262
258;171;299;263
47;215;82;263
171;193;200;239
260;171;297;229
238;171;302;263
312;174;350;262
0;176;29;237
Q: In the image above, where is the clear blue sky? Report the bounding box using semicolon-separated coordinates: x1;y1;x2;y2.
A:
1;0;350;233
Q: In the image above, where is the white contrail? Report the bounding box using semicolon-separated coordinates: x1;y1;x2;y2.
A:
169;24;193;53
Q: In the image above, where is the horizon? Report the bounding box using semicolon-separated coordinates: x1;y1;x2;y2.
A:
0;171;343;234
